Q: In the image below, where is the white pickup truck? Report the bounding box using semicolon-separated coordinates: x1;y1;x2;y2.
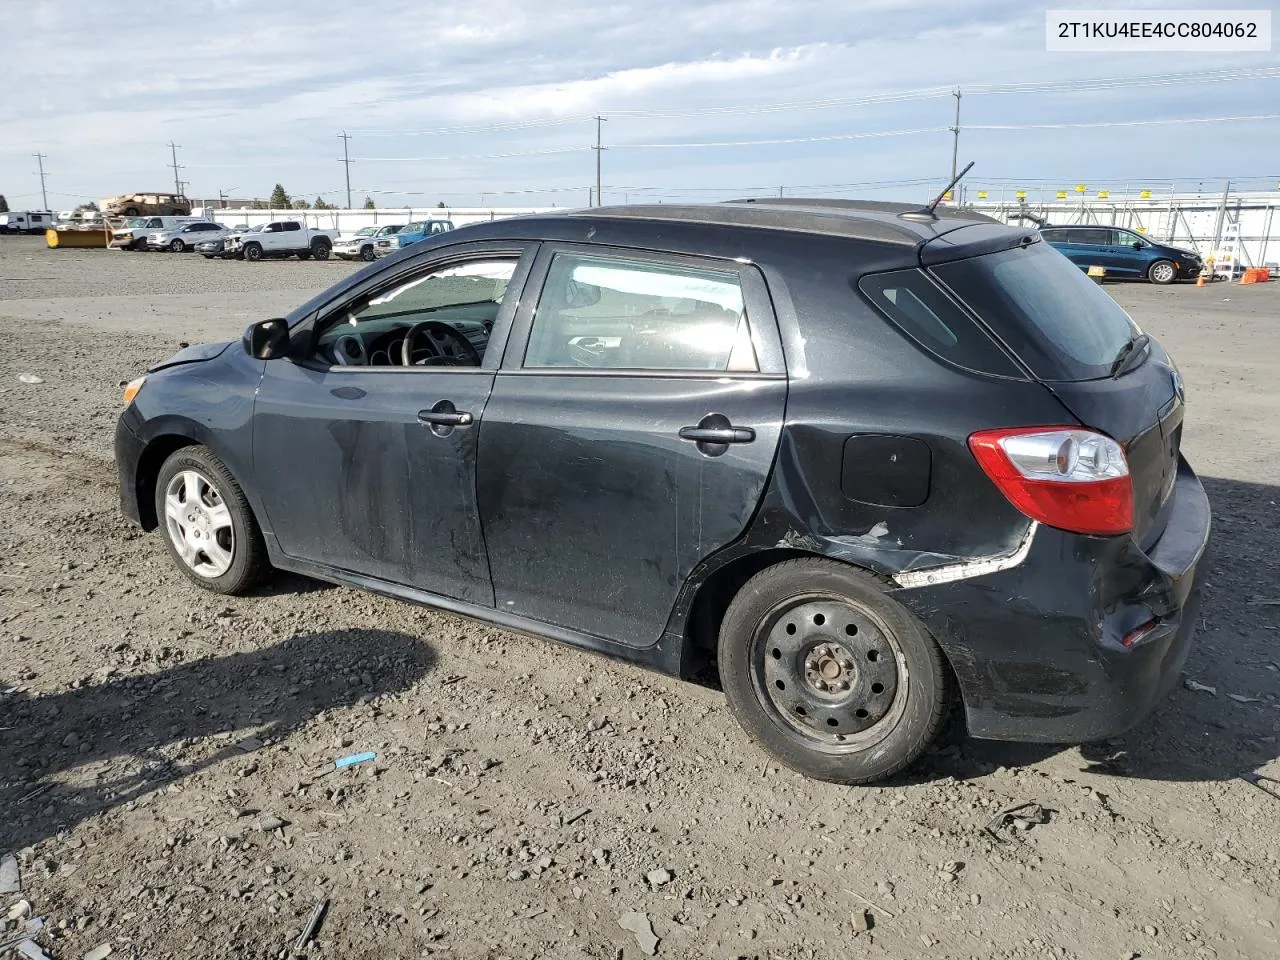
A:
225;220;340;261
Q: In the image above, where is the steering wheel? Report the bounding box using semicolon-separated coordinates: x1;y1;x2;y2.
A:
401;321;481;367
331;334;368;366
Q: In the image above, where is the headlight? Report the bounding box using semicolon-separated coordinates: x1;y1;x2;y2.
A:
122;376;146;405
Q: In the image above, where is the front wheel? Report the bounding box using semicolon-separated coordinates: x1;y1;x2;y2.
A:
360;244;376;262
169;239;186;253
718;559;949;784
1148;259;1176;284
242;243;263;262
155;446;270;594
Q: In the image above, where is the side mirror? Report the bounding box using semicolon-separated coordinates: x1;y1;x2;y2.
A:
243;318;290;359
1132;241;1145;250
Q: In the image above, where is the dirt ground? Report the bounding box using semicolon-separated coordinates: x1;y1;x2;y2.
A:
1;235;1277;960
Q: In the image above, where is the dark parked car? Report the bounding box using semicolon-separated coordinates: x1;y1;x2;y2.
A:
115;200;1209;784
1040;224;1203;283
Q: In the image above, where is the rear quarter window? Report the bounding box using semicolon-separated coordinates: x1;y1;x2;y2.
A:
858;269;1023;378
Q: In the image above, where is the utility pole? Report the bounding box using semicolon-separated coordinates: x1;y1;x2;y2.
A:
338;131;353;208
167;141;183;195
33;153;48;210
949;89;962;186
593;116;607;207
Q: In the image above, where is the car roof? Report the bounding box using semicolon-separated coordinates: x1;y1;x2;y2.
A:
497;199;1004;248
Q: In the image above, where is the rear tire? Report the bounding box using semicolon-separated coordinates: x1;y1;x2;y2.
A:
718;558;949;785
154;445;270;595
311;241;331;261
1148;260;1176;284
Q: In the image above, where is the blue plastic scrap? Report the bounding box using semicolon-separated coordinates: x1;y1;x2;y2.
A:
335;751;376;769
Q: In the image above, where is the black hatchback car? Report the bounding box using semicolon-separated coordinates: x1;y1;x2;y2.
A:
115;200;1210;784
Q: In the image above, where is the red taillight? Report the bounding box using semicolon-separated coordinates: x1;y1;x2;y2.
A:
968;427;1133;536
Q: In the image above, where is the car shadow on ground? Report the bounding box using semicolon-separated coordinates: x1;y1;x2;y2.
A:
0;628;435;853
911;474;1280;788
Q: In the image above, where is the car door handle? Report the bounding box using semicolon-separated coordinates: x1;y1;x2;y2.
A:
678;425;755;444
418;409;472;426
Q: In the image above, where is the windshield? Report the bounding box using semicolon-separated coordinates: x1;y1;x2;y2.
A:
352;227;376;237
128;218;148;227
931;241;1139;381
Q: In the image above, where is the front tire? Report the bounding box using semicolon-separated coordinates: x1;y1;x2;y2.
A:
169;239;186;253
718;559;949;785
243;243;263;262
154;446;270;595
360;244;376;262
1148;259;1176;284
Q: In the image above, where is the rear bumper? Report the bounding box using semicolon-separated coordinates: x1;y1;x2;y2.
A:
894;458;1211;742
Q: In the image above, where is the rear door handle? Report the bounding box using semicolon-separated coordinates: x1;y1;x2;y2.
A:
418;409;472;426
678;425;755;444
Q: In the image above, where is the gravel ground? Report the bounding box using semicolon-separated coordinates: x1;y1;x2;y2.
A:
1;235;1278;960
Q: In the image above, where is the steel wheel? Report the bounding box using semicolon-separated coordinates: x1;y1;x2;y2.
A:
750;595;908;752
1148;260;1175;284
163;469;235;578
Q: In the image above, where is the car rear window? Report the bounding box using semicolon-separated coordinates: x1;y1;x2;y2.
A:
858;269;1023;378
931;241;1139;381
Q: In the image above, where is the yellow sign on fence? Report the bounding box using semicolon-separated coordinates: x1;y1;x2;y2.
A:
1075;184;1087;193
1140;190;1152;198
977;190;988;199
1098;190;1110;198
1016;190;1027;199
1056;190;1067;199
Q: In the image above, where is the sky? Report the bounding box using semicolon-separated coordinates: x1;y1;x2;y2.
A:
1;0;1279;210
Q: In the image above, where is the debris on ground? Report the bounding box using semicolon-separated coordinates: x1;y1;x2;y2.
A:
983;801;1051;843
0;853;19;894
334;751;376;769
1183;678;1217;696
851;909;872;934
560;806;591;826
17;373;44;384
16;939;53;960
646;868;673;887
1227;693;1263;703
619;911;660;956
83;944;113;960
293;899;328;953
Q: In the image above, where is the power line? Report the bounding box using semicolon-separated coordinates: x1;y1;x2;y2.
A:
969;113;1280;131
344;65;1280;136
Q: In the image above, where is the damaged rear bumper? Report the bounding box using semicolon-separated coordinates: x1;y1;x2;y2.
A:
893;458;1211;743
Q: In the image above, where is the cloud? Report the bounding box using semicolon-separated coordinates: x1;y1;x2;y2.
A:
0;0;1277;206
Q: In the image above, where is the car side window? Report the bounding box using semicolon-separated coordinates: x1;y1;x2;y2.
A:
860;269;1023;378
313;258;518;368
1040;229;1065;243
284;222;301;232
523;253;757;372
1073;228;1109;245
